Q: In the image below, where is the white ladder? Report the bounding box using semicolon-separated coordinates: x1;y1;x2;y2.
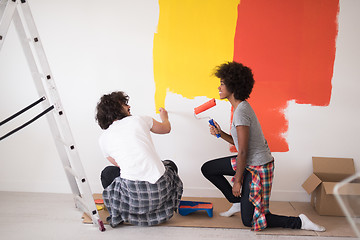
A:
0;0;105;231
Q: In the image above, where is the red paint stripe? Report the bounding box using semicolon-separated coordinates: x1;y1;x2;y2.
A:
232;0;339;152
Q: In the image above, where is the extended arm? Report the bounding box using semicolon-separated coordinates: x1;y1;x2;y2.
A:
150;107;171;134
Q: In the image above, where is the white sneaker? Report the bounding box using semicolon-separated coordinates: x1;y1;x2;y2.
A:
220;202;241;217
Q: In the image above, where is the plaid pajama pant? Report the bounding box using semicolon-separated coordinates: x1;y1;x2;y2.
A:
231;158;274;231
103;165;183;227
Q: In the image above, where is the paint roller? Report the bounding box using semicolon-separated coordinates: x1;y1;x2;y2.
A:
194;98;221;138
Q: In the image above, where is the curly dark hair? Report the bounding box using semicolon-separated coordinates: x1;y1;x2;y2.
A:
95;91;130;129
214;61;254;101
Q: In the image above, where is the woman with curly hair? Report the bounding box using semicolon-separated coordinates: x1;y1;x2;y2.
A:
95;91;182;227
201;61;325;232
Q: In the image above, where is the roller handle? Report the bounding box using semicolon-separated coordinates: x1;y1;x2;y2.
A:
209;119;221;138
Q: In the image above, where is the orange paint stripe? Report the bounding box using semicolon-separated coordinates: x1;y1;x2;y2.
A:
180;204;213;209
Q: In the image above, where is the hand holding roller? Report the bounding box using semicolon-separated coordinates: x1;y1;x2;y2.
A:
208;119;221;138
194;98;221;138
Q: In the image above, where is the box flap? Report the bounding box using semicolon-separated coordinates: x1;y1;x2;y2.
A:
313;157;355;181
302;174;322;194
323;182;338;195
331;182;360;196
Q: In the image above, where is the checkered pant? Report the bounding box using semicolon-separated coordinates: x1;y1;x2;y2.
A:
103;165;183;227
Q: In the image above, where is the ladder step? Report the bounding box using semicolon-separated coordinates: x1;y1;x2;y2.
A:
54;135;77;151
54;136;70;147
74;195;90;212
65;166;87;184
65;166;80;180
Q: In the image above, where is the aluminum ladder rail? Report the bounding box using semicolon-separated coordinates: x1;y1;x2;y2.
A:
0;0;105;231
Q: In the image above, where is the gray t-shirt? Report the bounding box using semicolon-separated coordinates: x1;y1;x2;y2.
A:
230;101;273;166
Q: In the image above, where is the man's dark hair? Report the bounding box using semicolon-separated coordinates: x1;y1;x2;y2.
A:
95;91;129;129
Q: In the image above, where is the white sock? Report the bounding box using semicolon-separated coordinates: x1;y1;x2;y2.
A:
299;214;326;232
220;202;241;217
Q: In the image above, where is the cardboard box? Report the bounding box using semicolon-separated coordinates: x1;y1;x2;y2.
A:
302;157;360;216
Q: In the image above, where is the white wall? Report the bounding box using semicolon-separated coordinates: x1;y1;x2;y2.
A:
0;0;359;202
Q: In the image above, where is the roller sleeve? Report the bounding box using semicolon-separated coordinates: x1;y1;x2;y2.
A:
194;98;216;115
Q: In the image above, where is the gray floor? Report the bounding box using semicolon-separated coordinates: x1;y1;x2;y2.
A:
0;192;355;240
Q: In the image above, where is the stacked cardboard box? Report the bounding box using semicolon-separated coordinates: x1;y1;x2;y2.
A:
302;157;360;216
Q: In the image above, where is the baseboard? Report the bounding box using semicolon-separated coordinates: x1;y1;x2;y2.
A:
183;187;310;202
0;182;311;202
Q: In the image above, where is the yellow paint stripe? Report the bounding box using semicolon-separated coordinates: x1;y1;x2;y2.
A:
154;0;240;109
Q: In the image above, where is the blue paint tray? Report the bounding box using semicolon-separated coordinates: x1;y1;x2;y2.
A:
178;200;213;217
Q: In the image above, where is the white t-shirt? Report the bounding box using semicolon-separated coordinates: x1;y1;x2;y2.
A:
99;115;165;184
